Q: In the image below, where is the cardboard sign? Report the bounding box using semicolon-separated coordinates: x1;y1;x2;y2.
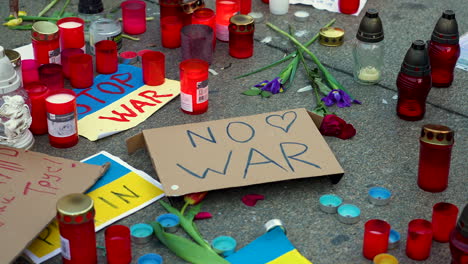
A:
127;108;344;196
0;147;106;264
24;151;165;263
74;64;180;141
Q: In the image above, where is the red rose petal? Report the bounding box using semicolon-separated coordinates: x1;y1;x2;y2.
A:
194;212;213;220
337;123;356;140
242;194;265;207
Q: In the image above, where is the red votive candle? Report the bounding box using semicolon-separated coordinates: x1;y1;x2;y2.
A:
240;0;252;14
216;0;239;41
179;59;209;115
362;219;391;260
25;82;49;135
406;219;433;260
105;225;132;264
57;193;97;264
57;17;85;51
31;21;60;64
262;0;269;3
121;0;147;35
69;54;94;88
192;8;217;49
21;59;40;85
95;40;118;74
61;48;84;78
46;89;78;148
142;51;165;86
38;63;64;90
432;202;459;243
229;14;255;59
159;0;183;19
338;0;359;14
161;16;183;48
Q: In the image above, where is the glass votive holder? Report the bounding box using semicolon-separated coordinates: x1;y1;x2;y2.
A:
121;0;147;35
240;0;251;14
156;213;180;233
215;0;239;41
45;89;78;148
362;219;391;260
57;17;86;51
160;16;183;49
406;219;433;261
38;63;64;91
228;14;255;59
181;24;213;64
269;0;289;15
319;194;342;214
105;225;132;264
211;236;237;257
61;48;84;78
138;253;163;264
179;59;209;115
338;0;360;14
192;8;216;49
337;204;361;224
95;40;118;74
159;0;183;19
25;82;49;135
21;59;40;85
137;49;152;62
142;51;165;86
130;223;153;245
432;202;459;243
69;54;94;88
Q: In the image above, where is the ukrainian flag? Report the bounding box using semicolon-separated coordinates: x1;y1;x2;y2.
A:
226;227;313;264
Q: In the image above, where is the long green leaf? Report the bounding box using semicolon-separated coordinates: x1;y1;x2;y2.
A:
150;222;230;264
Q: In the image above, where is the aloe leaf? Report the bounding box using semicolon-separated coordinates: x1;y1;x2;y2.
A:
150;222;230;264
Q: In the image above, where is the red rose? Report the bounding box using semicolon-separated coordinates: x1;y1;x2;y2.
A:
319;114;356;140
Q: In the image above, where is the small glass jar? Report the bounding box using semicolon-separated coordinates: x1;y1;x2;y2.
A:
216;0;239;42
89;18;122;55
31;21;60;65
57;193;97;264
228;14;254;59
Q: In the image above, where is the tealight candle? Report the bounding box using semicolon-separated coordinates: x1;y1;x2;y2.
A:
337;204;360;224
358;66;381;82
373;253;399;264
156;213;180;233
388;229;401;249
119;51;138;65
138;253;163;264
211;236;237;257
368;187;392;206
131;223;154;244
264;219;285;233
319;194;343;214
294;11;309;22
45;89;78;148
57;17;85;51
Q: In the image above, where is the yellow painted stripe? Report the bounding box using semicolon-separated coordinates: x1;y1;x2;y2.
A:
266;249;313;264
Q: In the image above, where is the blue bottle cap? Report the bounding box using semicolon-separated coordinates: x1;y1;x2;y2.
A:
211;236;237;257
319;194;343;214
131;223;154;244
156;213;180;233
388;229;401;249
137;253;163;264
337;204;361;224
368;187;392;206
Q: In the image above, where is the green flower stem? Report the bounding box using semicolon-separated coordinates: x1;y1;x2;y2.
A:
234;18;335;79
7;25;33;30
266;22;355;100
180;201;189;215
58;0;71;17
38;0;61;17
122;34;140;41
5;16;60;21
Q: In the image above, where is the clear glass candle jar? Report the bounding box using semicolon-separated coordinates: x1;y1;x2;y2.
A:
89;18;122;55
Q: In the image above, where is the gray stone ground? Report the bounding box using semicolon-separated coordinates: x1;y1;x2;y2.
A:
1;0;467;263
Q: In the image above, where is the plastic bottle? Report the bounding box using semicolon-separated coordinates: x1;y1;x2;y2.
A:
449;204;468;264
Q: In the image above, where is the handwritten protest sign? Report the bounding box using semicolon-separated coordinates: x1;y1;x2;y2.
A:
127;108;344;196
0;147;106;264
24;151;165;263
74;64;180;141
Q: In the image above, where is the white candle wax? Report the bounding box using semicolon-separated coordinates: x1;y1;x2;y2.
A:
269;0;289;15
59;21;82;29
358;66;381;82
46;93;75;104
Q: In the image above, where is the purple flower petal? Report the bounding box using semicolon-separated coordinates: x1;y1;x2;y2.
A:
194;212;213;220
352;99;362;104
254;80;269;88
260;78;283;94
242;194;265;207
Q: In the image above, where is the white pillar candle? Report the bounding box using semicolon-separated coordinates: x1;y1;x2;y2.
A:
269;0;289;15
58;21;82;29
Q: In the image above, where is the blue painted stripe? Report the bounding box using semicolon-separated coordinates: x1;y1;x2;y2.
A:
84;153;131;193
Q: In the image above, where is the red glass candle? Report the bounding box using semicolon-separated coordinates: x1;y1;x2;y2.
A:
240;0;251;14
57;193;97;264
21;59;40;85
229;14;254;59
449;204;468;264
396;40;432;121
38;63;64;91
31;21;60;65
161;16;183;49
57;17;86;51
61;48;84;79
95;40;118;74
192;8;217;48
69;54;94;88
261;0;269;4
418;124;454;192
105;225;132;264
159;0;183;19
121;0;147;35
432;202;459;243
406;219;433;261
362;219;391;260
45;89;79;148
338;0;360;15
25;82;49;135
142;51;165;86
179;59;209;115
216;0;239;41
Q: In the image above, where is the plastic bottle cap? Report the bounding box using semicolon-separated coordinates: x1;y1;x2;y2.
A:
294;11;310;22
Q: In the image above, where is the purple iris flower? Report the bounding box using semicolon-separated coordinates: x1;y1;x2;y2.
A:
254;77;283;94
322;89;361;108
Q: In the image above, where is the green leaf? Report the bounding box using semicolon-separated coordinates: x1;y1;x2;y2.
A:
261;91;272;98
150;222;230;264
315;77;332;95
242;88;262;96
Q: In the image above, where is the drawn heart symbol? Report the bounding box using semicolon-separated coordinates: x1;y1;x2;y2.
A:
265;111;297;133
